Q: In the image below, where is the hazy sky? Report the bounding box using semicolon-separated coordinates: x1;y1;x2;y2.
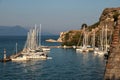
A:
0;0;120;34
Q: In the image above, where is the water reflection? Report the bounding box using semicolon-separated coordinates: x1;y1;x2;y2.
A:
75;50;105;79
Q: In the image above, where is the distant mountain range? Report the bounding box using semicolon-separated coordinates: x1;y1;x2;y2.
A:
0;25;28;36
0;25;55;36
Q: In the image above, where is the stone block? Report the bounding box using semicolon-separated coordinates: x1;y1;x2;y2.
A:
106;64;113;69
114;57;120;61
110;69;116;73
106;69;112;74
108;58;113;62
109;54;115;58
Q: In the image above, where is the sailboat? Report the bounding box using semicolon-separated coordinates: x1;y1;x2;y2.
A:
94;25;108;55
92;28;103;54
38;24;50;52
11;43;29;61
11;55;29;61
92;29;99;54
76;26;89;53
103;25;108;55
22;24;48;59
11;24;48;61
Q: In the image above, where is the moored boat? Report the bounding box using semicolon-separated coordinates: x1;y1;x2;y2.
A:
11;55;29;61
76;25;89;53
42;46;50;51
15;24;49;60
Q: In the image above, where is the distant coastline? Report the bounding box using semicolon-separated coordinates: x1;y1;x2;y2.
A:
45;38;62;43
0;25;59;36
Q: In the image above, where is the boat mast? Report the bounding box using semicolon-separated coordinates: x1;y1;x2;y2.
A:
92;29;95;49
39;24;41;46
82;25;87;48
36;25;39;48
35;24;38;49
27;31;30;50
101;26;104;51
83;26;85;47
84;26;87;48
105;24;107;52
16;43;18;54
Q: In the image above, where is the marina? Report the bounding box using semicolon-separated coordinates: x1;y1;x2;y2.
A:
0;27;116;79
0;0;120;79
0;22;119;79
0;45;95;62
0;35;106;80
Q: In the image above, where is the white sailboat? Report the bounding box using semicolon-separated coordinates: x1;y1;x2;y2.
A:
92;28;102;54
103;25;108;55
12;24;48;61
76;26;89;53
94;25;108;55
39;24;50;51
92;29;99;54
11;55;29;61
94;26;104;55
22;24;48;59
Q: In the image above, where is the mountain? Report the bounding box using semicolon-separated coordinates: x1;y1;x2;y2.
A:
0;25;57;36
0;25;28;36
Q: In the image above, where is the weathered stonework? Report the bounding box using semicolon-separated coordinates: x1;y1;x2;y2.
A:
104;18;120;79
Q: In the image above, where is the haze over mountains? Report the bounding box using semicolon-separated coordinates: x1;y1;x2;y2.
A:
0;25;27;36
0;26;54;36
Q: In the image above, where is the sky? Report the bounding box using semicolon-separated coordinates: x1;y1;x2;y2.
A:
0;0;120;34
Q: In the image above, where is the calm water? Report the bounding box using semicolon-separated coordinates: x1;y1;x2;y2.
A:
0;36;105;80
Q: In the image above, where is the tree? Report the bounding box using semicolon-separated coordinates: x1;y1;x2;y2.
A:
81;23;87;29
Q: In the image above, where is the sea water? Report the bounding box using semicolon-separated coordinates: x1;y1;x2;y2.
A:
0;35;105;80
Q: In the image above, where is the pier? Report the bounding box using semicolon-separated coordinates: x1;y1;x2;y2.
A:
104;21;120;79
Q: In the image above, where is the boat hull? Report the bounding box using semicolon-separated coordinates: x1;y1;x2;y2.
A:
11;56;29;61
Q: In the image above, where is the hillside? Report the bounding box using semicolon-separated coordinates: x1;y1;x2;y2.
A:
58;7;120;46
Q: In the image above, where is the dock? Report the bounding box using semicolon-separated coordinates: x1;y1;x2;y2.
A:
48;46;73;48
104;21;120;79
0;57;11;62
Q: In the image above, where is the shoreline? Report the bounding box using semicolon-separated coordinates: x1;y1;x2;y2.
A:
45;39;62;43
